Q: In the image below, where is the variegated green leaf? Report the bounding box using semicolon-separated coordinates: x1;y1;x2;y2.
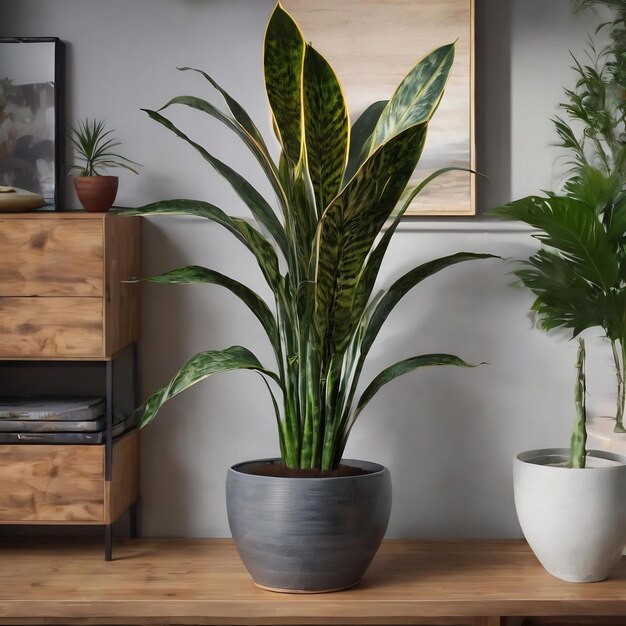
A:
264;3;305;163
157;95;286;211
314;123;428;355
138;346;280;427
177;66;271;159
352;167;476;322
142;108;289;258
342;100;387;186
141;265;279;350
366;43;455;156
303;44;350;213
355;354;477;419
361;253;497;356
122;199;280;289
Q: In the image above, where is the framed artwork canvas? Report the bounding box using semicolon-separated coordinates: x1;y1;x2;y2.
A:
285;0;475;216
0;37;64;209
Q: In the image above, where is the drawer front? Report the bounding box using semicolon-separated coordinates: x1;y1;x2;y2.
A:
0;219;103;296
0;297;103;358
0;444;104;522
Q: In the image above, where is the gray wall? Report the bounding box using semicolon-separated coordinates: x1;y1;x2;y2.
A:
1;0;615;538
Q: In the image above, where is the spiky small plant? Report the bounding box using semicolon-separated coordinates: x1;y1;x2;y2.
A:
69;119;140;177
124;3;495;471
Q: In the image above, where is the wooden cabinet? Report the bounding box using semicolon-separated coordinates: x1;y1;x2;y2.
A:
0;212;141;359
0;211;141;559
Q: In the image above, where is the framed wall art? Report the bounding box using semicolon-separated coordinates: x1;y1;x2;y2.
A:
0;37;65;209
285;0;475;216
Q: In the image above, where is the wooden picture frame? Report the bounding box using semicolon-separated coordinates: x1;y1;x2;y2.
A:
285;0;475;216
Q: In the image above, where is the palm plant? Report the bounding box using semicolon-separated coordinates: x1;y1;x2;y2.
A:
69;119;140;176
126;3;494;471
494;0;626;432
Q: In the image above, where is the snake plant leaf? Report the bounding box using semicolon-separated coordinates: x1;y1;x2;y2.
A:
366;43;455;156
314;123;428;355
157;95;286;209
142;265;279;350
493;195;619;289
303;44;350;213
353;167;476;320
264;2;305;163
142;108;289;258
343;100;387;186
177;66;271;159
361;253;497;357
122;199;281;289
354;354;477;420
138;346;280;428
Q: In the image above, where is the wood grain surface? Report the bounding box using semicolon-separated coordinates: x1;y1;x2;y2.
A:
0;296;103;357
105;430;139;524
0;218;103;296
0;444;104;523
104;215;141;355
286;0;474;216
0;540;626;624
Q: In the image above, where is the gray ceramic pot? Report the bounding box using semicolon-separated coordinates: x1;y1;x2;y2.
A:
226;458;392;593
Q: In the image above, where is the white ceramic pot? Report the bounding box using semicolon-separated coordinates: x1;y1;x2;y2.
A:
514;448;626;582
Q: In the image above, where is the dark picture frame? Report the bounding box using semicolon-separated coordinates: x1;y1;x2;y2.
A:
0;37;65;210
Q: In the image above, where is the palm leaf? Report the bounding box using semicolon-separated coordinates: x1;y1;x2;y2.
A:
264;2;305;163
493;195;619;289
142;108;289;257
122;199;281;289
343;100;387;186
355;354;477;419
140;266;279;350
137;346;280;427
303;44;350;213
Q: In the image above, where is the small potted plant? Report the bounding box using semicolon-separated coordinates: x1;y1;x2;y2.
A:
69;118;139;212
514;339;626;582
125;3;495;593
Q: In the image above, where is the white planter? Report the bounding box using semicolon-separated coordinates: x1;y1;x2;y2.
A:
514;448;626;582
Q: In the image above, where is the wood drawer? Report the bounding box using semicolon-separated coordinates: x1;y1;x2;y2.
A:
0;297;103;358
0;213;141;359
0;444;104;522
0;430;139;524
0;218;103;297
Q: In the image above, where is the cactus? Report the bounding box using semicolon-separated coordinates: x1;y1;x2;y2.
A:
568;338;587;469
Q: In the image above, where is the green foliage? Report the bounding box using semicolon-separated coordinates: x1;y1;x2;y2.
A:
69;119;140;177
494;0;626;433
126;3;494;469
569;338;588;468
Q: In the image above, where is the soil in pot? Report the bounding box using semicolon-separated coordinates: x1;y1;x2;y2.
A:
240;461;370;478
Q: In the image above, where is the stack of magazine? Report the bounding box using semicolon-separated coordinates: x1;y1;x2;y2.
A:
0;396;134;443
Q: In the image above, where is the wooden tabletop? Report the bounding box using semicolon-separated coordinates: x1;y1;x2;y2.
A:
1;539;626;625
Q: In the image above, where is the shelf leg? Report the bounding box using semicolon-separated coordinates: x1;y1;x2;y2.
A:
104;524;113;561
130;500;140;538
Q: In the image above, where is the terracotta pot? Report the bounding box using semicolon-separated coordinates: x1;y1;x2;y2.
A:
74;176;118;212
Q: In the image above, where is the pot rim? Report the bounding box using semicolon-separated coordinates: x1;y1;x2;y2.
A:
73;175;119;181
516;447;626;470
228;457;388;480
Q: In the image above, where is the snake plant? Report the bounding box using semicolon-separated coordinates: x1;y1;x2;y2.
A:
126;3;493;470
493;0;626;433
